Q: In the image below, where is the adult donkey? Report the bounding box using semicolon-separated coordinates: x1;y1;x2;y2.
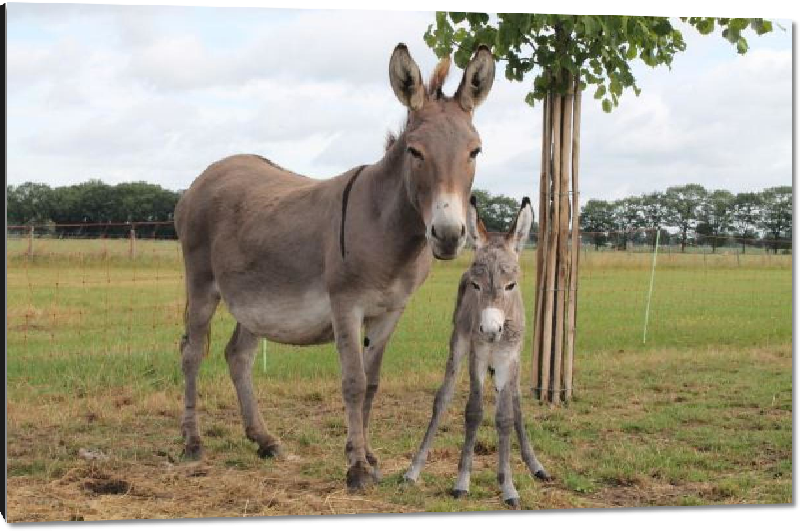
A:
175;43;496;490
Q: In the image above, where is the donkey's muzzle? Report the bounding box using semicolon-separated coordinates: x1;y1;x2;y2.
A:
479;308;505;342
430;223;466;260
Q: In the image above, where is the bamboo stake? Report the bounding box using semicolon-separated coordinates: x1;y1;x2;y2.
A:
552;74;573;406
541;91;562;402
564;76;582;401
532;91;551;398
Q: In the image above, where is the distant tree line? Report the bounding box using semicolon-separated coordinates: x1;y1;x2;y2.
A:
580;184;792;253
6;180;792;252
7;180;181;238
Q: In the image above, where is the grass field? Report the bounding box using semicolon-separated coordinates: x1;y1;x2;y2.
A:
5;238;793;521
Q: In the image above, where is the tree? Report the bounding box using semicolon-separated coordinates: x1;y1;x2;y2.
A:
730;192;762;253
471;188;524;232
611;197;642;250
759;186;792;253
579;199;614;250
696;189;734;252
665;184;707;252
639;191;669;250
423;13;775;404
7;182;54;225
424;15;774;113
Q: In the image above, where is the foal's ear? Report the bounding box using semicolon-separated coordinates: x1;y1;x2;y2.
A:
389;43;425;111
467;195;489;249
506;197;533;255
455;45;496;113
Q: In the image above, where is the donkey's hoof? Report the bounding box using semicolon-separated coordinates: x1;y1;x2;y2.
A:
534;469;553;482
346;461;375;492
257;443;282;459
182;438;203;461
504;497;521;509
451;489;469;499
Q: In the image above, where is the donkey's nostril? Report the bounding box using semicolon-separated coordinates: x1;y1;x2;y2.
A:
461;224;466;238
431;225;439;240
479;325;484;333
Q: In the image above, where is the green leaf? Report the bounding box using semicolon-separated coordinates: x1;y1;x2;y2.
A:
736;37;749;54
594;85;606;100
449;12;467;23
602;98;612;113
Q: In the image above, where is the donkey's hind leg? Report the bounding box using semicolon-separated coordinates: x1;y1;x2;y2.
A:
181;280;220;460
511;365;550;481
225;323;281;458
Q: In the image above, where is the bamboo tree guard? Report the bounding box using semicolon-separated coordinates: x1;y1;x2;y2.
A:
532;72;582;405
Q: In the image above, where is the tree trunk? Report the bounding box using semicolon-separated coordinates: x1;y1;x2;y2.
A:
532;70;581;405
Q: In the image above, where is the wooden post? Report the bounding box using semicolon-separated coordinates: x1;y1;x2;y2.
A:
540;90;562;402
552;73;573;405
531;91;551;398
532;71;582;405
129;225;136;260
27;225;34;258
564;76;582;402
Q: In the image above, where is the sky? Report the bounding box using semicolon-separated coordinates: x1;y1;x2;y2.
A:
6;1;794;206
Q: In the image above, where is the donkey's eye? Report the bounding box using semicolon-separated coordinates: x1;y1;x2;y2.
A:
407;146;424;160
471;282;481;291
505;282;516;291
469;147;482;159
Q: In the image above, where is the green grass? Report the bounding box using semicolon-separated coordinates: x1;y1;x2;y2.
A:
5;238;792;520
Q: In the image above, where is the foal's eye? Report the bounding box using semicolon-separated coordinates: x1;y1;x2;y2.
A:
469;147;482;159
471;282;481;291
407;146;424;160
505;282;516;291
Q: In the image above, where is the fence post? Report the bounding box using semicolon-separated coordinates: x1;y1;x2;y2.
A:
27;225;34;258
129;225;136;260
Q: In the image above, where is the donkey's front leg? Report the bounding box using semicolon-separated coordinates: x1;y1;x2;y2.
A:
453;349;488;497
361;309;404;482
404;331;469;483
331;304;372;491
511;364;551;481
496;383;520;508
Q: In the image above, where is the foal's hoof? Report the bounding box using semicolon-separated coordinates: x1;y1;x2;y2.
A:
257;443;282;459
504;497;521;509
402;471;419;484
451;489;469;499
534;469;553;482
346;462;375;492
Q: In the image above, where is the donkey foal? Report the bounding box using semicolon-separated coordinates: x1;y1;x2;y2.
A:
404;196;551;508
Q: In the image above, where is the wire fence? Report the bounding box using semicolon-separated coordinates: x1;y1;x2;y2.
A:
6;222;793;366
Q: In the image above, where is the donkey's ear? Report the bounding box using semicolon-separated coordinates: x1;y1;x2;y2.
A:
506;197;533;255
455;45;496;112
389;43;425;111
467;195;489;249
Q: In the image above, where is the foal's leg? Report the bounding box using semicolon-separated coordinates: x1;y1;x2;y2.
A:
331;303;372;491
496;383;520;508
225;323;281;458
453;349;488;497
511;364;550;481
361;309;404;482
180;278;220;459
404;331;469;483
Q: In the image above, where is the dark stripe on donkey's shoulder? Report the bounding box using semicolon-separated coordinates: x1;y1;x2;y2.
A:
340;165;368;259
